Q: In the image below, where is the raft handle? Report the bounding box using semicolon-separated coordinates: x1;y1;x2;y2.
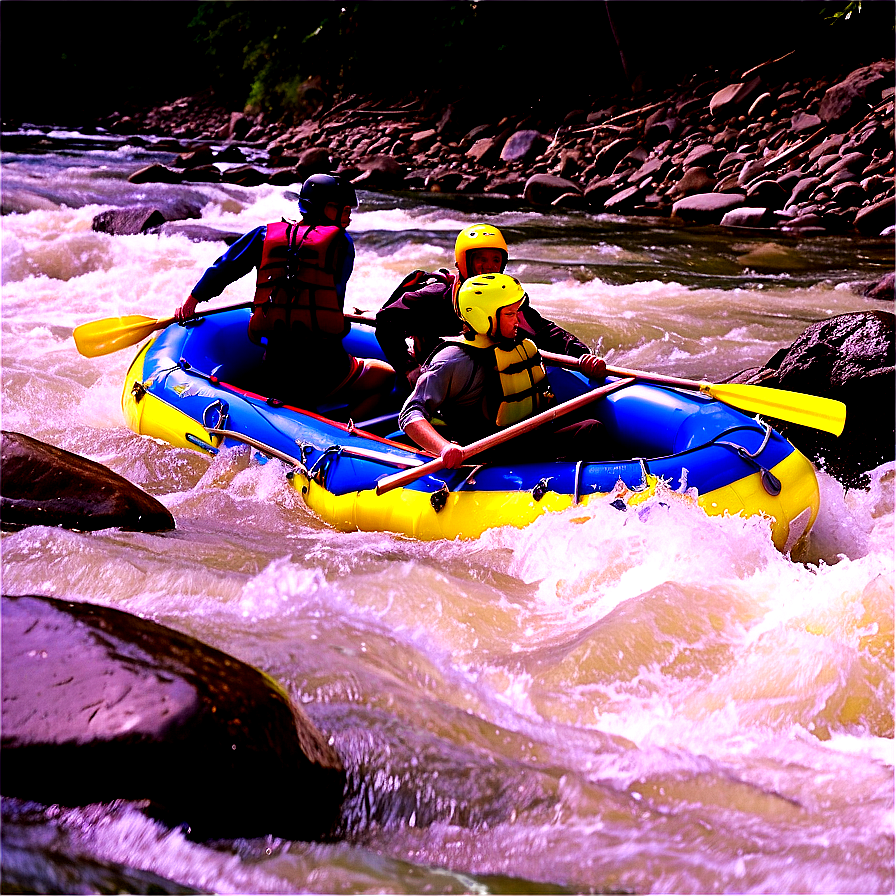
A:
430;482;449;512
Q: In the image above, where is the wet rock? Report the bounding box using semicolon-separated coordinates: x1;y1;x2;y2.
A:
863;271;895;302
148;223;244;244
173;145;214;169
722;206;774;228
672;191;747;223
741;311;895;487
295;146;332;179
127;164;182;185
523;174;581;207
351;154;406;188
221;165;269;186
181;164;222;183
1;594;345;841
0;431;175;533
854;195;895;236
92;207;167;236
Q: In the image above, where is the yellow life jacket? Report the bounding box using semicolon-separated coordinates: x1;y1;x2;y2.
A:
489;338;554;427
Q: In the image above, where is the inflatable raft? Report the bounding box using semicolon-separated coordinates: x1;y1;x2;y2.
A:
121;309;820;552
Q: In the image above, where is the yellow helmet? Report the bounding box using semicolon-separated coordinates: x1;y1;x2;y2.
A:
454;223;508;280
456;273;526;339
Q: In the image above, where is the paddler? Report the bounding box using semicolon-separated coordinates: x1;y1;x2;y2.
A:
398;273;610;468
175;173;394;418
374;223;606;387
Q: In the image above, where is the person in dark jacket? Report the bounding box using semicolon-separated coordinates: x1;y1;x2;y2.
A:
375;222;604;387
175;174;393;419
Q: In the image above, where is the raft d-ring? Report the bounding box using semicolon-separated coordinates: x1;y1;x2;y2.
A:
532;477;552;502
430;482;449;512
202;399;230;444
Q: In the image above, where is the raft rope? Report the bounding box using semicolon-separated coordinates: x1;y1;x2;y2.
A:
711;422;781;496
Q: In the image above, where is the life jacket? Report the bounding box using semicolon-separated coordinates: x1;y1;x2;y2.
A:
453;337;554;429
248;220;345;343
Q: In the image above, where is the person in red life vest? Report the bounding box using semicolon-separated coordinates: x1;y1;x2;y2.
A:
175;174;394;419
375;223;606;387
398;273;609;468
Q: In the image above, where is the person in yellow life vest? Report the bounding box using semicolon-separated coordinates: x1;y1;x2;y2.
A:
398;273;608;469
375;223;606;387
174;173;393;419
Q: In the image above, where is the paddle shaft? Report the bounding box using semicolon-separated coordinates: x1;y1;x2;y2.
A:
375;377;635;495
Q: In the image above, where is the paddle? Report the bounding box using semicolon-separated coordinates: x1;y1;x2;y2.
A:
73;301;255;358
344;313;845;435
375;376;635;495
539;350;846;436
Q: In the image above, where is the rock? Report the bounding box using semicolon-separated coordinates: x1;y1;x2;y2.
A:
863;271;895;302
500;130;549;164
745;179;789;209
787;176;823;206
709;77;762;119
789;112;823;134
682;144;722;169
148;223;245;244
669;167;716;198
352;154;406;189
221;165;269;186
295;146;332;178
594;138;637;174
746;311;895;487
672;191;746;223
603;184;643;213
0;432;175;533
1;594;345;841
819;61;895;128
854;195;896;236
466;136;503;165
181;164;222;183
173;145;214;169
722;207;773;228
229;111;251;140
91;207;167;236
523;174;581;207
127;164;182;185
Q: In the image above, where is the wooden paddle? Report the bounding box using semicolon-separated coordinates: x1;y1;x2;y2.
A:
73;301;255;358
375;376;635;495
539;350;846;436
344;313;845;435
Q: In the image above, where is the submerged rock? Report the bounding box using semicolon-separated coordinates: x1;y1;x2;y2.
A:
1;594;346;841
0;431;175;532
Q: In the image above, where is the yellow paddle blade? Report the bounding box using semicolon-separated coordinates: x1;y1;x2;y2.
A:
73;314;170;358
701;382;846;436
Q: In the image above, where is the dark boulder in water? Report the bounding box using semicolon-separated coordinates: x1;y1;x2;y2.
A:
0;431;175;532
733;311;895;488
1;594;346;841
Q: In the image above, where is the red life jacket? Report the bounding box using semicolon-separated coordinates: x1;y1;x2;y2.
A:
248;220;346;343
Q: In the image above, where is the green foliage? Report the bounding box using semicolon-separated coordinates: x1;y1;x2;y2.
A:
821;1;863;23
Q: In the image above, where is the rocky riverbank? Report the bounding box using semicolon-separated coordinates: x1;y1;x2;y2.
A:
106;51;895;239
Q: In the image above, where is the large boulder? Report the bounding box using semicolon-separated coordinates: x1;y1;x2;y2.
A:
818;61;895;128
734;312;895;487
1;594;345;841
0;431;175;532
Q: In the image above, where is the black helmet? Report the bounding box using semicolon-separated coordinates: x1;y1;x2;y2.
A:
298;173;358;221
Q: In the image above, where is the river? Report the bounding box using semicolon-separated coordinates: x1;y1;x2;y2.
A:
1;127;893;895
